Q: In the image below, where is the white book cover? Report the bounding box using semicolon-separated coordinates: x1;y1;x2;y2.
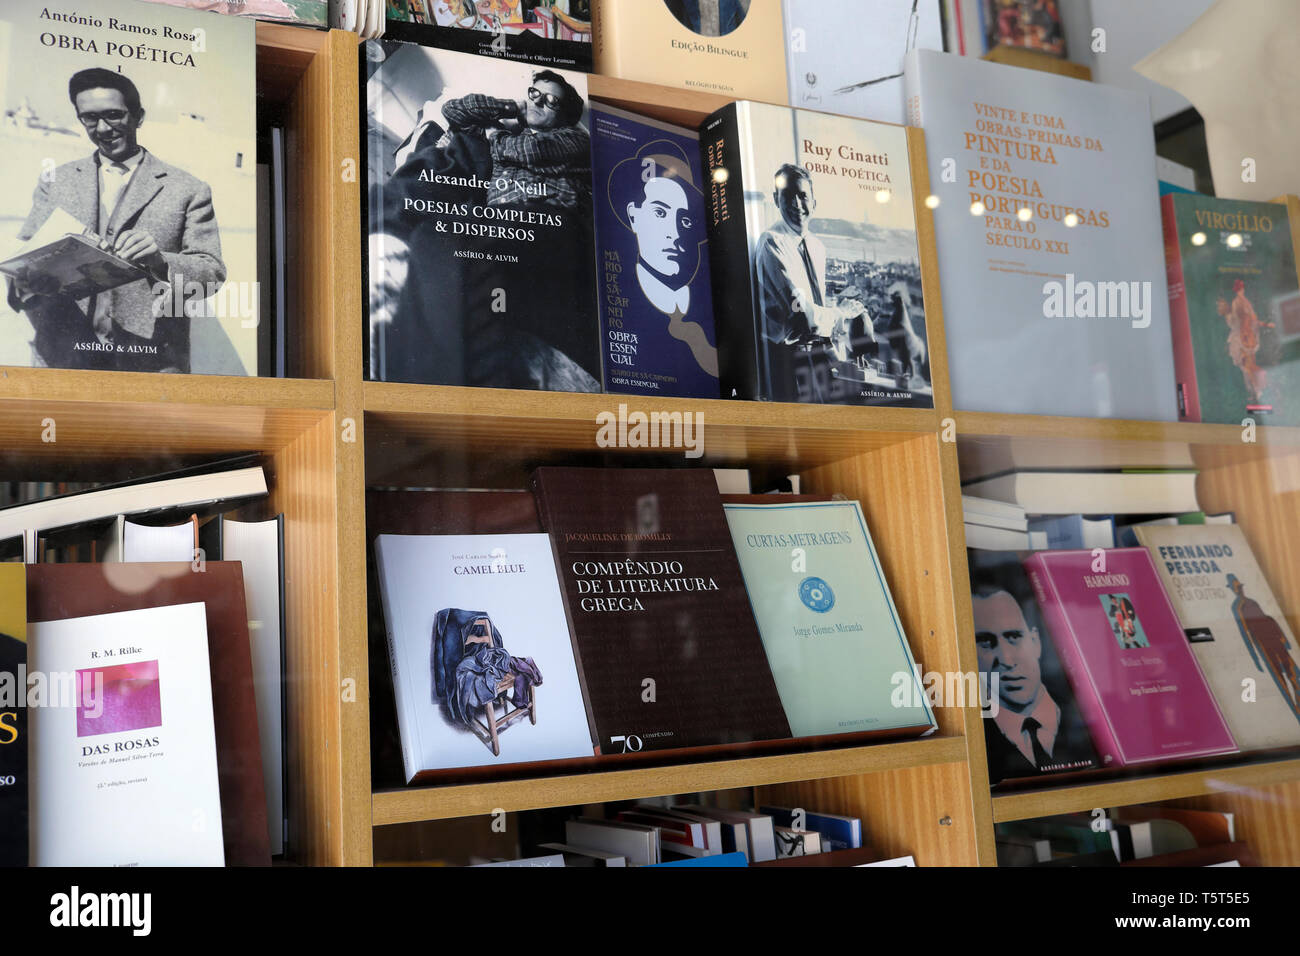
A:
784;0;943;124
375;534;594;780
903;50;1178;420
28;602;224;866
221;515;284;856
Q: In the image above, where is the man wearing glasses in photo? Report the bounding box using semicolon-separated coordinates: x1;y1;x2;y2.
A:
6;68;226;372
441;70;591;213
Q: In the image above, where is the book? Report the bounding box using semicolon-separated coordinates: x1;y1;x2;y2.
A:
783;0;943;124
651;851;749;867
967;550;1099;783
26;562;271;865
564;817;659;866
774;826;822;856
759;805;862;851
591;0;787;103
28;602;224;866
965;523;1030;551
702;100;934;407
675;804;776;862
1161;193;1299;425
724;501;936;739
531;467;792;754
590;103;719;399
101;514;199;563
0;0;259;375
1023;548;1238;767
1028;515;1116;550
961;470;1200;516
535;842;627;866
962;495;1028;525
132;0;329;26
204;515;288;855
0;564;25;867
0;461;265;541
364;38;601;392
384;3;593;73
981;0;1065;58
903;50;1177;420
1131;524;1300;752
374;533;595;780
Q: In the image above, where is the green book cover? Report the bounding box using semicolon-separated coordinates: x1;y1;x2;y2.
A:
1165;193;1300;425
723;501;935;739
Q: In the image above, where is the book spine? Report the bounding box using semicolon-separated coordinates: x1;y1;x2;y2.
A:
374;544;420;784
530;476;603;755
591;0;622;79
0;683;27;866
701;103;763;401
1161;195;1201;422
1024;557;1125;767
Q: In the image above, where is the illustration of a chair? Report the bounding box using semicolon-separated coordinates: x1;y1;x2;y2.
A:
431;609;538;757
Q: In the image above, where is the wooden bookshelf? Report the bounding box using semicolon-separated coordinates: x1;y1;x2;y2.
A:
992;757;1300;824
7;26;1297;868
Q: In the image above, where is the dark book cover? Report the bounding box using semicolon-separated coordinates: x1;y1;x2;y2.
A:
384;7;593;73
0;565;26;866
27;562;271;866
967;550;1099;785
701;100;933;407
1162;193;1299;425
591;103;719;399
364;38;601;391
531;466;791;754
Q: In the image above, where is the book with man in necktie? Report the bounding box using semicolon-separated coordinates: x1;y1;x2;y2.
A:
968;549;1100;786
700;99;936;407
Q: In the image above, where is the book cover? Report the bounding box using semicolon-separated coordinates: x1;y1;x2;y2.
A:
724;501;935;739
591;103;718;399
28;602;225;866
1162;193;1299;425
1024;548;1238;767
0;0;259;375
365;38;601;391
967;550;1098;783
782;0;943;125
702;100;933;406
27;562;271;865
591;0;787;103
385;3;593;73
981;0;1065;58
531;467;792;754
1132;524;1300;752
374;533;595;780
904;50;1177;420
0;564;25;867
133;0;328;26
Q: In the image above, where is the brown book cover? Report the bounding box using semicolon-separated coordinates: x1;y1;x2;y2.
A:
531;466;791;754
26;562;270;866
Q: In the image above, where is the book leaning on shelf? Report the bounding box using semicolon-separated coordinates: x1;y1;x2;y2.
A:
701;100;935;408
0;0;260;375
365;37;601;391
904;49;1176;420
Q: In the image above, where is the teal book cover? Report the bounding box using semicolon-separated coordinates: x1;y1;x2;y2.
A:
724;500;935;739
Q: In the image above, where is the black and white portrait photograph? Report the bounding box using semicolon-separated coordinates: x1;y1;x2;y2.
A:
0;2;257;374
366;41;601;391
742;105;933;407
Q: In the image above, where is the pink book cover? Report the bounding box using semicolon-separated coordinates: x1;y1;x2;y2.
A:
1024;549;1237;767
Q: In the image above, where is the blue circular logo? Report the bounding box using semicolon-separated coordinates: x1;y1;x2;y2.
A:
799;577;835;613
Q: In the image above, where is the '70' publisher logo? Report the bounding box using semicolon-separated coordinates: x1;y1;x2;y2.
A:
610;734;643;753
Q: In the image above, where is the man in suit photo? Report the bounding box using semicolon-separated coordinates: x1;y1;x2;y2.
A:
6;68;226;373
973;583;1096;781
754;163;866;401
